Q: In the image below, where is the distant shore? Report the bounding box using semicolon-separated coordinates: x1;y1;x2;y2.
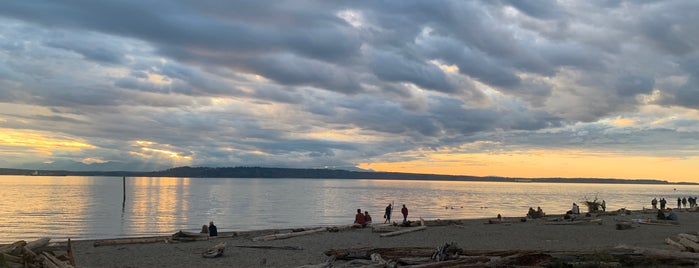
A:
63;208;699;267
2;166;695;185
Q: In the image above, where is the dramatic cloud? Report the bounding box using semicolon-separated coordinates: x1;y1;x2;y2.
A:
0;1;698;181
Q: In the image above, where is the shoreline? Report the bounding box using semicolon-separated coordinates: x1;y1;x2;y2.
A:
34;208;699;267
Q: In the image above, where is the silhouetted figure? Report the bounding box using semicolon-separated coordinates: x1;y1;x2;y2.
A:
354;209;366;227
384;204;392;223
401;204;409;223
208;221;218;236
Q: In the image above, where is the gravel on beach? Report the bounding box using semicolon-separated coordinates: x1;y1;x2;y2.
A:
69;209;699;267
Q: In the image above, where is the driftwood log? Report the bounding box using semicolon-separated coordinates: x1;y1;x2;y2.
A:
202;242;226;258
544;218;602;225
234;245;302;250
324;246;699;267
380;218;427;237
94;236;170;247
380;225;427;237
0;238;76;268
252;227;327;241
172;230;210;241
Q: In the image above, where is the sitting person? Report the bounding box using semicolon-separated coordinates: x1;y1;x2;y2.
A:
527;207;538;219
666;209;678;221
200;224;209;234
536;207;545;218
656;209;666;220
364;211;373;225
572;203;580;214
208;221;218;236
354;209;366;227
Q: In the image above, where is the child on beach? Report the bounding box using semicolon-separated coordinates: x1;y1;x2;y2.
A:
364;211;372;225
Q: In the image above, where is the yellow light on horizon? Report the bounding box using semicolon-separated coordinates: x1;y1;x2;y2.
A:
358;149;699;183
0;128;94;153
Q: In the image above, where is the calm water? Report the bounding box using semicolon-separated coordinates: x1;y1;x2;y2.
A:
1;175;697;243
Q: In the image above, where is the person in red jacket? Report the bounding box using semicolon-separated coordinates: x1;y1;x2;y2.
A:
354;209;366;227
401;204;408;223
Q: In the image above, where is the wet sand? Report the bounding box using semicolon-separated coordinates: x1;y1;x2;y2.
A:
70;209;698;267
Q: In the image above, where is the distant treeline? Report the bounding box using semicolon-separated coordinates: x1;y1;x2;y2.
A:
0;166;693;185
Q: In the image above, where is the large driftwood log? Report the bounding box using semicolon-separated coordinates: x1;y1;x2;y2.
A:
544;218;602;225
234;245;302;250
616;245;699;259
26;238;50;250
94;236;169;247
677;237;699;252
252;227;326;241
371;224;401;233
0;241;26;254
666;237;687;251
679;233;699;243
379;226;427;237
325;247;435;260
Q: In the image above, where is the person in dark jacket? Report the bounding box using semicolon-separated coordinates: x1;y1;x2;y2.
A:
208;221;218;236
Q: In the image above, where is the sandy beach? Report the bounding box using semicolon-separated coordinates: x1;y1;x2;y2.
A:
52;209;699;267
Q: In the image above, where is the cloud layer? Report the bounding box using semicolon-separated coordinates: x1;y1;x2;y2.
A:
0;1;697;178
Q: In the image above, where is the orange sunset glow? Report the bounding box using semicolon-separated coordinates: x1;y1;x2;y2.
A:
360;150;698;183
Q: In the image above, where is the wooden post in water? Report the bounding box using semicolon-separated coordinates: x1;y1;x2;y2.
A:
122;176;126;210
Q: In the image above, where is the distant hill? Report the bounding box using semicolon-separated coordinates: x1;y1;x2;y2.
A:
0;166;694;185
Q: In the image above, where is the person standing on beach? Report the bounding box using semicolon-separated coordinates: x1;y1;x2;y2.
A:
677;197;682;209
660;198;667;209
401;204;409;223
208;221;218;236
601;200;606;212
651;198;658;209
384;204;392;223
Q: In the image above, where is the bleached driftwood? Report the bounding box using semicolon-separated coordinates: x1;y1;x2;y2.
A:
677;237;699;252
202;242;226;258
172;230;209;241
371;224;401;233
379;225;426;237
252;227;326;241
94;236;170;247
679;233;699;243
638;219;680;226
615;244;699;259
666;237;687;251
0;238;75;268
42;251;70;268
379;218;426;238
27;237;51;250
544;218;602;225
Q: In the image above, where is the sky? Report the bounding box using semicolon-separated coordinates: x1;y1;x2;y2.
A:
0;1;698;182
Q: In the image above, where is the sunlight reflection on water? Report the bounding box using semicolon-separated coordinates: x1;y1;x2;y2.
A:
1;175;697;243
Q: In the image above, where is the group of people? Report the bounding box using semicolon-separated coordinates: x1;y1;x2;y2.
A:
657;208;678;221
649;197;692;222
652;197;698;209
200;221;218;236
527;206;546;219
355;203;410;227
353;209;373;227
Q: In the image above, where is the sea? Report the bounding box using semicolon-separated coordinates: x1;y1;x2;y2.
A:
1;175;697;244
